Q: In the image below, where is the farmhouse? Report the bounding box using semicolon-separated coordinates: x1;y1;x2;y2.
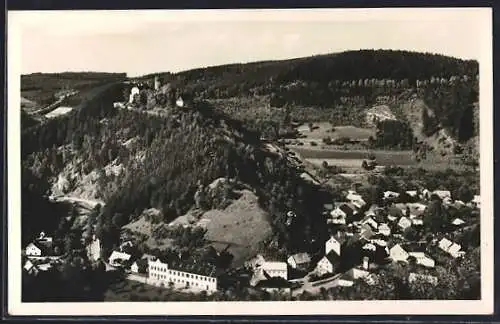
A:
148;258;217;292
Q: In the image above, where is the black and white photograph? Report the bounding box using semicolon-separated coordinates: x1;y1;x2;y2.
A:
7;8;493;316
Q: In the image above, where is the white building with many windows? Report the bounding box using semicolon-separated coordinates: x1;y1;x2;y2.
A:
148;258;217;293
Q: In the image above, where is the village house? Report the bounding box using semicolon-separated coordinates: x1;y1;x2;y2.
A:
451;218;466;226
344;257;371;280
472;195;481;208
129;86;140;104
433;190;452;200
176;96;184;108
438;238;465;258
315;251;341;276
420;189;431;200
25;243;42;257
408;252;435;268
378;223;391;236
325;233;348;256
245;254;266;270
108;251;132;267
360;224;375;240
406;190;418;198
287;252;311;270
113;102;125;109
346;190;366;207
329;203;355;225
361;216;378;231
390;244;409;263
383;191;400;200
397;216;412;231
260;261;288;280
148;258;217;292
131;258;148;274
23;259;40;275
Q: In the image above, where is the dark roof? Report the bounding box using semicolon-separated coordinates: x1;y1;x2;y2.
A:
29;241;53;255
159;258;217;277
325;251;341;265
339;204;355;216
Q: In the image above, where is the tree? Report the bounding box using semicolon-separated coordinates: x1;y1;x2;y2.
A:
424;200;448;232
457;184;474;203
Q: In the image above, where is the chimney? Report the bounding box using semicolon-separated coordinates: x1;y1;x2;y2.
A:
362;256;369;270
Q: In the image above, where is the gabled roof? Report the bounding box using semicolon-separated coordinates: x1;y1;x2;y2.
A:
451;218;466;226
438;238;453;251
324;251;341;265
289;252;311;265
109;251;132;262
339;203;355;216
390;244;409;257
262;261;287;272
406;190;418;197
433;190;451;199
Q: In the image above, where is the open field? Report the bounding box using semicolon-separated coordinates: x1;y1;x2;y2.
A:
197;189;272;267
296;122;376;141
290;147;415;165
44;106;73;118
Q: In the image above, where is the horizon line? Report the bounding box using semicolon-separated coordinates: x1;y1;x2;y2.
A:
21;48;479;78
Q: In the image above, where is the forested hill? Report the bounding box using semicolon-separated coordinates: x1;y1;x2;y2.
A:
148;49;478;96
140;50;479;145
22;87;330;255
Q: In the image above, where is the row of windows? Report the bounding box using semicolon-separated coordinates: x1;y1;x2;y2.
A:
150;267;216;282
151;273;215;288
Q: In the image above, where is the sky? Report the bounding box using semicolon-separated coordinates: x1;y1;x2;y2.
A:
10;8;490;77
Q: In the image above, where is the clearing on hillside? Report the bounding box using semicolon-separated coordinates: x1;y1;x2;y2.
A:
296;122;375;142
196;189;272;267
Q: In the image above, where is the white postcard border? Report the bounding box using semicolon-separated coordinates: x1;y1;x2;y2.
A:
7;8;494;316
